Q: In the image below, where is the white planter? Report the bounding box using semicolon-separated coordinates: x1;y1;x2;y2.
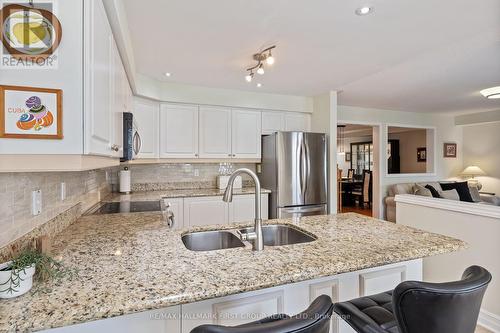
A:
0;261;36;299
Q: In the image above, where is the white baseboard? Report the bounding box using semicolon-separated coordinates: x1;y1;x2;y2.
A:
479;309;500;333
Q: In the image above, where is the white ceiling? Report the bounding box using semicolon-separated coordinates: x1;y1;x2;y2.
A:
123;0;500;114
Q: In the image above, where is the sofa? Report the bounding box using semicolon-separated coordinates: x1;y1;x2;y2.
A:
385;181;500;222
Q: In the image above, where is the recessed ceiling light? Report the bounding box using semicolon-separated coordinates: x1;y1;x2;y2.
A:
257;83;262;88
165;72;172;77
355;6;373;16
480;86;500;99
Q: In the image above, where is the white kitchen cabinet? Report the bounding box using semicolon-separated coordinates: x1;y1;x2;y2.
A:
184;196;229;227
160;104;199;158
84;0;114;156
229;194;269;223
133;98;159;158
262;111;285;135
199;106;232;158
110;42;125;158
231;109;262;159
284;112;311;132
162;198;184;230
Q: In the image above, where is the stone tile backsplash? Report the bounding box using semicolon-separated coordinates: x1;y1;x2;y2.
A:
0;169;112;249
117;163;256;191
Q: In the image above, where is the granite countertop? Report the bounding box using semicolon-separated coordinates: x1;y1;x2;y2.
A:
103;187;272;202
0;213;466;332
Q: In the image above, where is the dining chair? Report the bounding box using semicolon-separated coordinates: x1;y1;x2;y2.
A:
351;170;372;208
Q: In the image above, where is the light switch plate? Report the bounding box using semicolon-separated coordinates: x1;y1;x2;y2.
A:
32;190;42;216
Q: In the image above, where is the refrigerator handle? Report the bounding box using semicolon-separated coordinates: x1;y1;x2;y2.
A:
303;138;310;196
300;140;307;198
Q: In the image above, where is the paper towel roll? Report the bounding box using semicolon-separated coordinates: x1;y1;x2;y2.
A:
119;169;131;193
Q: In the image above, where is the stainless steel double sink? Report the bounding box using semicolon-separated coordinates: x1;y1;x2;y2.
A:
182;224;316;252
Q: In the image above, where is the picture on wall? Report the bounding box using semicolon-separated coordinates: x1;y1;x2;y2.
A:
417;147;427;162
444;143;457;158
0;85;62;139
345;152;351;162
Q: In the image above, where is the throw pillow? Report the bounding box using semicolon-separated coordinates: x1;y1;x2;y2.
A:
468;185;482;202
425;184;441;198
440;181;474;202
413;184;432;197
439;189;460;201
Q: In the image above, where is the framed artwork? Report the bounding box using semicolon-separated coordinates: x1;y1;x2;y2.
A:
417;147;427;162
444;143;457;158
0;85;62;139
345;152;351;162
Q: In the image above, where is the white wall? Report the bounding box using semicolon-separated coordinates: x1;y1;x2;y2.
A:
0;0;84;154
463;122;500;195
311;92;338;213
338;105;463;219
136;74;313;113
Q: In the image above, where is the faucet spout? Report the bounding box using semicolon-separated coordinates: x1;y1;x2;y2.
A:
222;168;263;251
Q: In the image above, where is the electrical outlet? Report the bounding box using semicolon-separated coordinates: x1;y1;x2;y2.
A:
194;169;200;177
60;182;66;201
32;190;42;216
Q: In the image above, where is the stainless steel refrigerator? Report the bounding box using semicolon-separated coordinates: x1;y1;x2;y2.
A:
259;132;328;219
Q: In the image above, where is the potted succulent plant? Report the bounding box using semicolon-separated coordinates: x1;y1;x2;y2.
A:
0;249;72;298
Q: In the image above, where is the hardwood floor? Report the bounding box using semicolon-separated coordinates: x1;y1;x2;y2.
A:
341;206;373;217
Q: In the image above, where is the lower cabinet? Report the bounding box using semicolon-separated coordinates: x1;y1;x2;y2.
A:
184;196;229;227
183;194;269;227
228;194;269;223
43;260;422;333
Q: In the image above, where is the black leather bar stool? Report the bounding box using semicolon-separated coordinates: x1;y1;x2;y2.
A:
190;295;334;333
333;266;491;333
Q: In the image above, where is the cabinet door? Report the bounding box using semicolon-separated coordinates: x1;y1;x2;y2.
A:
110;42;125;158
284;113;311;132
162;198;184;230
228;194;269;223
85;0;114;156
182;290;284;332
133;98;159;158
231;109;262;159
262;111;285;135
160;104;199;158
199;106;232;158
183;196;228;227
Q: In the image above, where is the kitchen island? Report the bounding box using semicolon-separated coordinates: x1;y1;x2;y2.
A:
0;213;465;333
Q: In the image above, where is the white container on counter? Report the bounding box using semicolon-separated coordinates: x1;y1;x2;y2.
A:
217;175;242;190
119;167;131;193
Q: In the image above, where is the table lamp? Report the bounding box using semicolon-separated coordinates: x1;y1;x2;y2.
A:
461;165;486;190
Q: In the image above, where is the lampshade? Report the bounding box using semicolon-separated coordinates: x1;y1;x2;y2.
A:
461;166;486;176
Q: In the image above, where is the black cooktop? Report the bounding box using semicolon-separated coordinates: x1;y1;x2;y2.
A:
92;201;161;214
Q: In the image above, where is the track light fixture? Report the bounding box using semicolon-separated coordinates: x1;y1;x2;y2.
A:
244;45;276;83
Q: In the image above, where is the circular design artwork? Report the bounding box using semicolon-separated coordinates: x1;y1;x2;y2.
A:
0;4;62;60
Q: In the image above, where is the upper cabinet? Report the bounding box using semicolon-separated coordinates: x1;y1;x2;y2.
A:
84;0;128;158
199;106;232;158
133;98;159;159
160;104;199;158
285;112;311;132
84;0;114;156
262;111;311;134
262;112;286;135
232;109;261;159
